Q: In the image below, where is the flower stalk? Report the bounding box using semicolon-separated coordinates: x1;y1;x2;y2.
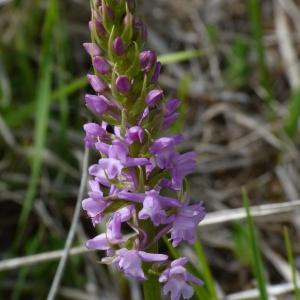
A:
82;1;205;299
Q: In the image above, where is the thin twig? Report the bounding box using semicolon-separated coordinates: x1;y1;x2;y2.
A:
0;246;89;272
275;0;300;89
47;148;89;300
200;200;300;228
226;282;294;300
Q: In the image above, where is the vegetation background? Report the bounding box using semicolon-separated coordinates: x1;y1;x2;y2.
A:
1;0;300;299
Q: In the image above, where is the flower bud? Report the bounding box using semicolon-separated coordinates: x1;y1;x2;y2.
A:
113;37;125;56
139;50;156;72
87;74;108;93
83;43;101;57
122;9;134;42
85;94;111;114
151;62;161;83
126;126;144;143
127;0;136;12
134;18;147;42
116;75;131;94
165;98;181;115
89;19;106;37
93;56;111;74
145;89;163;107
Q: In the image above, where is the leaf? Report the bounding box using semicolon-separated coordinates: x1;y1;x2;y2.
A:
242;188;269;300
283;227;300;300
284;88;300;138
159;50;202;65
13;0;58;250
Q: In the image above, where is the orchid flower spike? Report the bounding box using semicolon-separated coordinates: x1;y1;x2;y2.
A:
82;1;205;299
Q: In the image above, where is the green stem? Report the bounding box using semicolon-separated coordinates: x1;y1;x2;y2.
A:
141;221;161;300
142;268;161;300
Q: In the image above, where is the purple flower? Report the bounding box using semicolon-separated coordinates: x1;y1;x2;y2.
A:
83;123;106;148
85;94;111;115
145;89;163;107
151;62;162;83
87;74;108;93
89;164;110;187
150;135;183;169
82;180;109;225
113;37;125;56
107;213;123;244
171;152;197;189
150;135;183;154
163;112;179;129
95;158;123;180
139;50;156;72
83;43;101;57
125;126;144;144
83;2;205;294
93;56;111;74
163;98;180;128
109;140;129;163
118;190;181;208
134;18;148;41
107;205;135;243
116;75;132;94
86;233;110;250
170;204;205;247
138;190;168;225
89;19;106;37
96;140;149;169
165;98;181;115
159;257;203;300
113;249;168;280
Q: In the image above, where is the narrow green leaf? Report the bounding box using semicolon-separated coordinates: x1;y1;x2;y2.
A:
242;188;269;300
284;88;300;138
283;227;300;299
159;50;202;65
13;0;58;250
247;0;273;106
194;239;219;299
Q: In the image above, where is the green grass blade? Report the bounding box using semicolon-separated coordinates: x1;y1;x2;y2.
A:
283;227;300;299
158;50;202;65
232;223;253;267
13;0;58;250
194;239;219;300
242;188;269;300
0;55;12;108
53;3;70;154
247;0;273;106
284;88;300;138
4;76;88;128
11;227;44;300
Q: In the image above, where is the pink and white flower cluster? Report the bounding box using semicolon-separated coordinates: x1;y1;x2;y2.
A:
82;1;205;299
